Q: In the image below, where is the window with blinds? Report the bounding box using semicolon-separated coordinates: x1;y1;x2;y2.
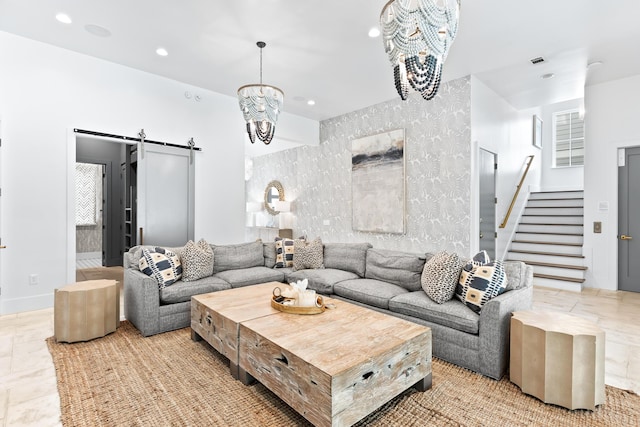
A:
553;110;584;167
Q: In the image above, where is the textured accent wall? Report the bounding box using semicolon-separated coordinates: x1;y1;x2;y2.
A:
247;76;471;254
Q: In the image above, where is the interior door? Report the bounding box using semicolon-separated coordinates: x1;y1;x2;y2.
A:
619;146;640;292
137;142;194;247
479;148;496;259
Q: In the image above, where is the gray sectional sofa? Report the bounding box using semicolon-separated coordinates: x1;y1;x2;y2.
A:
124;240;533;380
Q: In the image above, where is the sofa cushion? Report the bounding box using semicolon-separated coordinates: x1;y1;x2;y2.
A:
293;238;324;271
159;276;231;304
274;237;295;268
181;239;214;282
215;266;285;288
334;278;409;310
389;291;480;334
323;242;371;277
503;261;529;291
263;242;277;268
421;251;463;304
456;259;507;314
139;247;183;289
287;269;358;295
364;249;426;291
212;241;264;273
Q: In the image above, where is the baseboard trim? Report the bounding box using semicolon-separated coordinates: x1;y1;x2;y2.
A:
1;293;53;315
77;251;101;260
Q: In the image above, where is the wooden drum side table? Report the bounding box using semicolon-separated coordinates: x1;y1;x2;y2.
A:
54;279;120;343
510;310;605;410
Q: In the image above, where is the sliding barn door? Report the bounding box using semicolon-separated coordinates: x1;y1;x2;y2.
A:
137;143;194;247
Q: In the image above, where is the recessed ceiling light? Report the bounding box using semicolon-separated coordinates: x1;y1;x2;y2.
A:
156;47;169;57
541;73;555;80
368;27;381;38
55;13;72;24
307;100;316;106
84;24;111;37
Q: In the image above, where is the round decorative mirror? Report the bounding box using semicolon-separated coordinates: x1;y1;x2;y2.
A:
264;180;285;215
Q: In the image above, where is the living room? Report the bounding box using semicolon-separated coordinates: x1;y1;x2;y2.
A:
1;1;640;425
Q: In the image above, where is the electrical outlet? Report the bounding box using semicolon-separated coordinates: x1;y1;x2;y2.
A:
594;222;602;234
29;274;38;286
323;219;330;226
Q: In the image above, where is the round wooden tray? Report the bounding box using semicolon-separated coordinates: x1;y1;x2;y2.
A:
271;296;326;315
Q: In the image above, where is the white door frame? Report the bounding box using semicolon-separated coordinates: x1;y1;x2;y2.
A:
65;128;134;283
617;144;640;291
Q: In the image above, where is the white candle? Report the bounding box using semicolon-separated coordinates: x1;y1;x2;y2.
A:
297;289;317;307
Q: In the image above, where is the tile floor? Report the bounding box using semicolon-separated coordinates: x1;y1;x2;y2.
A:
1;285;640;426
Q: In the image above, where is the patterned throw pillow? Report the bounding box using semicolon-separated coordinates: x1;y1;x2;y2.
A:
181;239;214;282
421;251;463;304
456;252;507;314
139;247;183;289
274;237;295;268
293;238;324;271
470;250;491;266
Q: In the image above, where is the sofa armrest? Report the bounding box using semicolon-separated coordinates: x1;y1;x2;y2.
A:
478;284;533;379
124;268;162;336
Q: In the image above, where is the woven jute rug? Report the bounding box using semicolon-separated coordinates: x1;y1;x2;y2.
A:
47;321;640;426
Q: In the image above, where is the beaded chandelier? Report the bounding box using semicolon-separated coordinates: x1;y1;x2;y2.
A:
237;41;284;145
380;0;460;101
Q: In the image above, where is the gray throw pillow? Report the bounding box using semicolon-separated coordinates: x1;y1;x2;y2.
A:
421;251;463;304
181;239;214;282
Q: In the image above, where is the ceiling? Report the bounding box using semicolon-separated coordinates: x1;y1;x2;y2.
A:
1;0;639;122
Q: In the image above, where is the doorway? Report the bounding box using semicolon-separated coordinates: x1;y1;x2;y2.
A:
76;137;126;267
618;146;640;292
478;148;497;259
75;162;106;267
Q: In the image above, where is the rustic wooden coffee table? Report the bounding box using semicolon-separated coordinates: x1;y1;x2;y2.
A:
191;282;432;427
191;282;281;379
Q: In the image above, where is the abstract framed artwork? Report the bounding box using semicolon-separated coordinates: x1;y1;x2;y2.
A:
351;128;406;234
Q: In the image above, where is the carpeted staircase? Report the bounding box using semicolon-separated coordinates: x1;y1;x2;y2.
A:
507;190;586;292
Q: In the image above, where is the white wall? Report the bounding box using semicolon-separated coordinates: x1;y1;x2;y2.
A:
540;98;584;190
0;31;250;313
470;77;542;259
583;74;640;290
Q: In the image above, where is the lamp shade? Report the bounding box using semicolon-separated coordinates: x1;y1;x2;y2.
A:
273;200;291;213
246;202;263;212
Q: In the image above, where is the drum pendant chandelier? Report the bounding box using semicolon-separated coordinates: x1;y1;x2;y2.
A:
237;41;284;145
380;0;460;101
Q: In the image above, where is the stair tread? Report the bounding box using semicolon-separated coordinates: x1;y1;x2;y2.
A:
520;223;584;226
525;206;584;208
511;260;588;270
516;232;583;236
534;273;585;283
512;240;583;247
509;249;585;258
522;214;584;217
532;190;584;194
529;198;584;201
